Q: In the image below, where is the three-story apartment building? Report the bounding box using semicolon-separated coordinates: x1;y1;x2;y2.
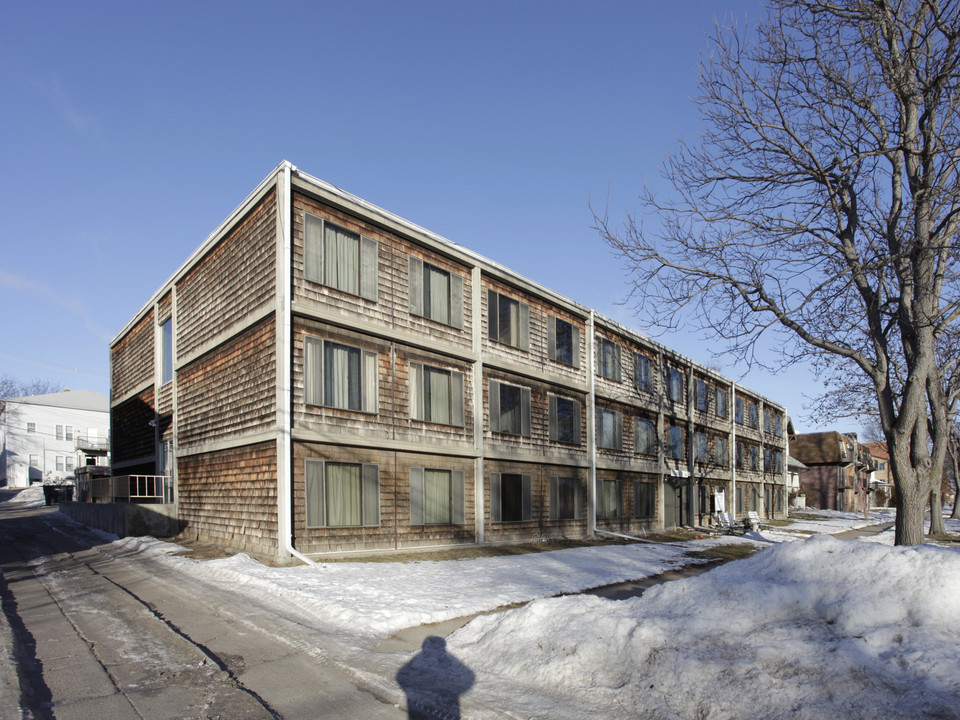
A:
110;161;788;559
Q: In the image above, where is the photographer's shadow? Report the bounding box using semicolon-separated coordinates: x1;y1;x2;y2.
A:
396;636;475;720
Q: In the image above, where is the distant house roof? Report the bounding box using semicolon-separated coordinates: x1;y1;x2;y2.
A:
3;389;108;412
790;431;856;466
864;441;890;460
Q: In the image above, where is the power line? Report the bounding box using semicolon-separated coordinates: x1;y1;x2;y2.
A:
0;351;108;379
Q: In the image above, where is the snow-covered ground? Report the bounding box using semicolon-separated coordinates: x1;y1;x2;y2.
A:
5;486;960;718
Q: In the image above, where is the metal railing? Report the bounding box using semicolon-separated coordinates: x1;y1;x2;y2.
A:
76;435;110;453
78;475;173;504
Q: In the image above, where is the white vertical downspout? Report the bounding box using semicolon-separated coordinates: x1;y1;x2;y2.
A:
731;382;737;518
587;310;597;535
277;163;318;567
472;267;485;544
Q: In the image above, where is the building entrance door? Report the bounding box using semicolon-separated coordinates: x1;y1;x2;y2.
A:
664;478;686;528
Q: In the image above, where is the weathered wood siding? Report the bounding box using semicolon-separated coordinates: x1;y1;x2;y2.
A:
177;317;276;449
291;192;474;355
177;441;278;556
111;313;154;400
176;190;277;360
291;443;477;553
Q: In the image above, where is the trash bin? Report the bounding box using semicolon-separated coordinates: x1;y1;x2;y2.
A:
61;486;74;502
43;485;55;506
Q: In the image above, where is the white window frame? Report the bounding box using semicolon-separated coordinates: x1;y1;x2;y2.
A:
547;315;580;368
410;467;466;525
304;336;378;414
548;394;581;445
597;408;623;451
409;362;465;426
304;212;379;301
666;424;686;460
161;316;173;385
597;338;621;381
549;476;581;521
304;460;380;528
490;472;532;522
634;417;656;456
487;289;530;351
408;256;464;329
489;380;531;437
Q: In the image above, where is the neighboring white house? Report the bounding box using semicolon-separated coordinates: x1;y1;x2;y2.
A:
0;389;110;488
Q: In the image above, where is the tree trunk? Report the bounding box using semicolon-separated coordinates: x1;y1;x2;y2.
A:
928;490;945;536
896;484;928;545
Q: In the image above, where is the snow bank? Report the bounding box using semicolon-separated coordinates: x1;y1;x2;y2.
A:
2;485;44;507
176;542;696;637
449;536;960;719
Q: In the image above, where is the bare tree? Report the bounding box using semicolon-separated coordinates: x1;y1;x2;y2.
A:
0;374;63;400
596;0;960;545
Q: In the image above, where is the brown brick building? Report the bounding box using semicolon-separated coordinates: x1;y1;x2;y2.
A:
109;161;789;559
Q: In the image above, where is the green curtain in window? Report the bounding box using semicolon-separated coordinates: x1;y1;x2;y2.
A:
425;265;450;324
326;463;361;526
325;343;361;410
426;367;450;424
305;460;324;527
324;224;360;295
424;469;452;524
499;295;520;346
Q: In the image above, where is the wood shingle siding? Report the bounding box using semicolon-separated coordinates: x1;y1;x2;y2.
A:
177;442;278;556
175;190;277;361
111;313;154;399
176;316;277;449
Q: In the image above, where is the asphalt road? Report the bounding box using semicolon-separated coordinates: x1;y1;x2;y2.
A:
0;498;405;720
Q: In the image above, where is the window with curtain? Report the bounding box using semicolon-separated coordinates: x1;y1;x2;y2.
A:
716;388;728;418
487;290;529;350
489;380;531;437
634;482;655;517
305;460;379;528
549;394;581;445
65;457;74;472
634;417;656;456
304;336;378;413
667;367;684;402
56;425;64;440
635;354;652;392
65;426;73;441
423;263;451;324
56;456;64;471
161;317;173;384
491;473;531;522
665;425;686;459
548;316;578;367
597;409;622;450
695;379;708;411
550;476;579;520
304;213;378;301
597;477;621;519
598;338;620;381
408;256;463;328
715;436;728;466
409;362;464;426
695;432;708;461
410;467;465;525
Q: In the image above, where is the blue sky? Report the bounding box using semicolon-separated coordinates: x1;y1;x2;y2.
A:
0;0;840;433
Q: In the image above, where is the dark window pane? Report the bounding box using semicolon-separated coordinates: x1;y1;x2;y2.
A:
555;318;573;365
499;384;522;435
556;397;576;443
501;473;523;522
